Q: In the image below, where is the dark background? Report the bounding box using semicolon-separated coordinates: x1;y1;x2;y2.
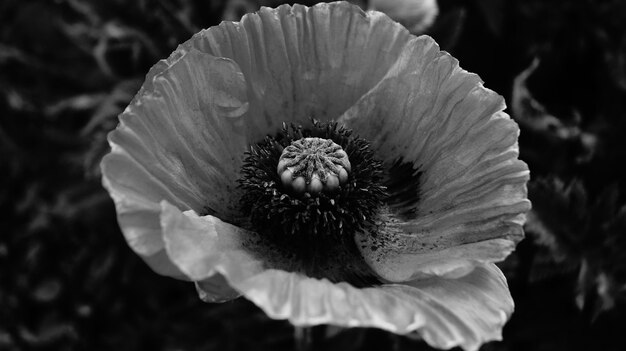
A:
2;0;626;350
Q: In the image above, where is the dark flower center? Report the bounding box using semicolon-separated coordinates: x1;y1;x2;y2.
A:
238;121;386;286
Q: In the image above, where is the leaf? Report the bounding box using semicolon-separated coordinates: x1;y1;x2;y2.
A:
529;177;626;316
527;177;589;260
511;58;597;170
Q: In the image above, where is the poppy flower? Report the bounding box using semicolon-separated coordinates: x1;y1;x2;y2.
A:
101;2;530;350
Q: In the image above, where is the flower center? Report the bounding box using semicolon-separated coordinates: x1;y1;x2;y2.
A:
277;137;350;194
237;121;387;285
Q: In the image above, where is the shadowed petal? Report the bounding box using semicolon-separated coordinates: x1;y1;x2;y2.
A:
370;0;439;34
195;274;240;303
340;35;530;281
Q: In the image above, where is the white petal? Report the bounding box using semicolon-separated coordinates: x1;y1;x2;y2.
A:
101;49;249;273
183;2;414;141
233;264;512;351
340;35;530;281
158;201;295;301
159;201;265;282
156;201;513;350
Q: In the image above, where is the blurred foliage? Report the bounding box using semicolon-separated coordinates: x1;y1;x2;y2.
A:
1;0;626;350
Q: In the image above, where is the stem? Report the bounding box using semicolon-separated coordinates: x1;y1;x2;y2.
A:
294;326;314;351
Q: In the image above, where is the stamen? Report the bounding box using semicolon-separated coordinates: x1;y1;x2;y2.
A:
237;120;387;285
277;137;351;194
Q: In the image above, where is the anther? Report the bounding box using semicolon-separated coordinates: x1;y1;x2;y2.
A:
277;137;351;194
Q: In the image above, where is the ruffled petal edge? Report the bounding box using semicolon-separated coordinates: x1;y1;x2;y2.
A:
226;263;512;351
338;35;530;281
157;196;513;351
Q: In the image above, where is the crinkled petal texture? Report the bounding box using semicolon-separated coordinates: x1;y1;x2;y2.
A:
339;34;531;283
102;1;415;276
160;202;513;351
101;2;527;351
